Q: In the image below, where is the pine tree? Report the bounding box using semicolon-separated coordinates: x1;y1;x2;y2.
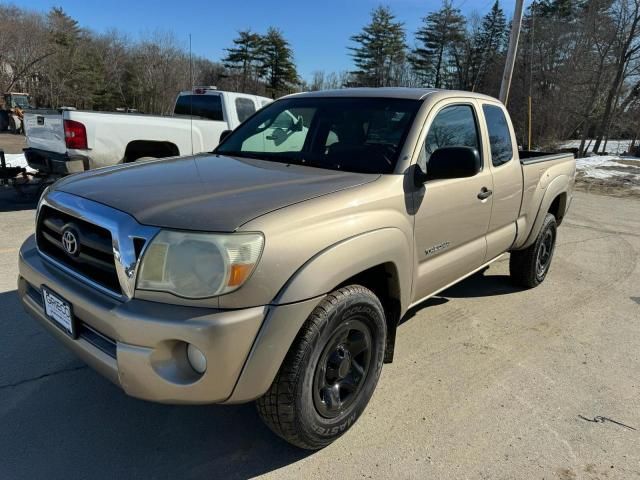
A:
258;27;298;98
48;7;81;48
44;7;86;107
538;0;584;18
471;0;508;90
222;29;262;93
349;6;407;87
411;0;466;88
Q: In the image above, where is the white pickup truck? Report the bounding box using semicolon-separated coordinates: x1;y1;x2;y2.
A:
23;88;272;174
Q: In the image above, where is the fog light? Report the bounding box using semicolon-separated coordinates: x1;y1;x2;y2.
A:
187;344;207;374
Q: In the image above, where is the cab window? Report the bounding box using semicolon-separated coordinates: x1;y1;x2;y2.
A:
420;104;480;171
174;95;223;121
483;104;513;166
235;97;256;123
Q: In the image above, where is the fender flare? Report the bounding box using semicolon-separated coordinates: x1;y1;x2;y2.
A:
274;227;412;312
225;228;412;403
518;175;569;250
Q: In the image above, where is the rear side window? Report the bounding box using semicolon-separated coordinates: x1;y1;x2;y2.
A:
174;95;223;121
421;104;480;170
235;98;256;123
483;105;513;166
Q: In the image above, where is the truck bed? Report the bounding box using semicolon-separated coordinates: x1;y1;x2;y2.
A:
519;150;575;164
24;109;227;169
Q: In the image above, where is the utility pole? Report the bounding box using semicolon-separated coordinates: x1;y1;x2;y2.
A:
528;2;535;149
499;0;525;105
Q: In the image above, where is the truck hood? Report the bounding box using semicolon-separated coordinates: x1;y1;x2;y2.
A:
54;154;378;231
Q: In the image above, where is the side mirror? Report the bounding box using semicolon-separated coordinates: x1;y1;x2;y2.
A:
219;130;232;143
419;146;481;183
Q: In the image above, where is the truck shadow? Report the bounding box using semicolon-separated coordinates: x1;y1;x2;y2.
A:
0;289;311;480
401;267;522;325
442;269;521;299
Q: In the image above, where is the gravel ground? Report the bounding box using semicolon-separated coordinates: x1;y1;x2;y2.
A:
0;132;26;154
0;190;639;479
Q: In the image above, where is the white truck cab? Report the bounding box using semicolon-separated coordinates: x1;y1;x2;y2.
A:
23;88;272;174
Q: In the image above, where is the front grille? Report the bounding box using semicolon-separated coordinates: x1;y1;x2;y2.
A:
37;205;121;294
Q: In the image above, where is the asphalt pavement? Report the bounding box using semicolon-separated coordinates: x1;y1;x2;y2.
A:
0;190;639;479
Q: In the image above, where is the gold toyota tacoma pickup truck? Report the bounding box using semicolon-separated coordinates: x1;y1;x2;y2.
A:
18;88;575;449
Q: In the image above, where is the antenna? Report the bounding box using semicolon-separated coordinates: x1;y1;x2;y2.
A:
189;33;194;155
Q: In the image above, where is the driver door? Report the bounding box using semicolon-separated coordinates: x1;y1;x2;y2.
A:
411;101;493;303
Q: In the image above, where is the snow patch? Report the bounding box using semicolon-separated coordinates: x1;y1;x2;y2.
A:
4;153;35;172
1;153;33;171
560;140;639;191
575;155;639;180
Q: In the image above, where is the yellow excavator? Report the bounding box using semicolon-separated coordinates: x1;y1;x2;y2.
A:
1;92;31;134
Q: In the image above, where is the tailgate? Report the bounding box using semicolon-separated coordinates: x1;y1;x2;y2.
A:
25;110;66;154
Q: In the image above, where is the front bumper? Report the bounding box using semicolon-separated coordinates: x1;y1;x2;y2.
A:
18;236;268;404
24;148;88;174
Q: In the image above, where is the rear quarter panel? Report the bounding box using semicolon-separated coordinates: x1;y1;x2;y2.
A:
513;155;576;249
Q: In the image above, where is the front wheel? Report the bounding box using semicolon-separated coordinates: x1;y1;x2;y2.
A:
256;285;386;450
509;213;557;288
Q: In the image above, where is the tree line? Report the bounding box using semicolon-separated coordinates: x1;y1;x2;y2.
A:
1;1;638;154
0;5;299;114
340;0;640;154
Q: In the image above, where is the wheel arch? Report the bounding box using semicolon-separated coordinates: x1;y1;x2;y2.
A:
274;228;411;310
547;192;568;226
123;140;179;162
517;175;569;250
334;263;402;363
275;228;411;363
226;229;412;403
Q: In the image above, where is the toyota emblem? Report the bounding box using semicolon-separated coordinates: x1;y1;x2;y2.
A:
62;229;79;256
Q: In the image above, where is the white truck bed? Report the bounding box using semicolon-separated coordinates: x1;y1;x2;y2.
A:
23;89;271;173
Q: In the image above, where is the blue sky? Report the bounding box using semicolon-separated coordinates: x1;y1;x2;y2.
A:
23;0;520;80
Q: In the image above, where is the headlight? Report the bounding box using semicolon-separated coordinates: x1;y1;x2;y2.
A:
136;231;264;299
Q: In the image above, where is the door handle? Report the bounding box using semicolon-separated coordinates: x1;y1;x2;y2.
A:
477;187;493;200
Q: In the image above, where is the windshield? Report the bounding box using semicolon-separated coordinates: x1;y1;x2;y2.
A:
215;97;421;174
11;95;30;109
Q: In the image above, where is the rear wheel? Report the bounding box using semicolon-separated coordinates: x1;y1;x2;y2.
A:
510;213;557;288
256;285;386;450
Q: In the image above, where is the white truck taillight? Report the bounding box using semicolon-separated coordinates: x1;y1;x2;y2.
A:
63;119;88;150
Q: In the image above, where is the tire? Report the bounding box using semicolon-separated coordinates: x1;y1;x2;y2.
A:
510;213;557;288
256;285;386;450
